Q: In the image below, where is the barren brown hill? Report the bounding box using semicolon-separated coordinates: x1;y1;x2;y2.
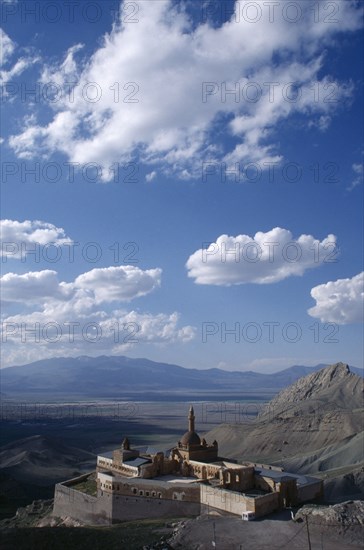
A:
206;363;364;501
0;435;95;486
260;361;363;416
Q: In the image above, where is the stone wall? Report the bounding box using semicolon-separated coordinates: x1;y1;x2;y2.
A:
200;485;256;516
220;466;254;492
109;494;200;522
297;480;323;503
98;474;201;504
199;483;281;518
54;478;281;524
53;477;200;524
254;492;280;517
141;455;179;478
54;465;321;524
254;475;276;493
53;482;109;524
176;445;218;462
276;478;298;507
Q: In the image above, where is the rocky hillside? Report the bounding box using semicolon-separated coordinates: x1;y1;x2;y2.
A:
206;363;364;501
0;435;96;521
295;500;364;545
259;362;363;418
0;435;95;485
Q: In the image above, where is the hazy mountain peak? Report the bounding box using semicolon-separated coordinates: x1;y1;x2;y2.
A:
292;362;351;394
323;361;351;378
304;362;352;389
260;363;363;418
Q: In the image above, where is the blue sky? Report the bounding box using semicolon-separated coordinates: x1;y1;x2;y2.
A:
1;0;363;372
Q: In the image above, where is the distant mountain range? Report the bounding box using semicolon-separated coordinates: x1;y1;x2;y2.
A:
0;355;362;396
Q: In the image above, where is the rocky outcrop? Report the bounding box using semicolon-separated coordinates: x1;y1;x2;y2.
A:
295;500;364;527
206;363;363;501
259;362;363;419
0;499;54;529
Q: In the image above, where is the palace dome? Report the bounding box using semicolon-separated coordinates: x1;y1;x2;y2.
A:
180;430;201;446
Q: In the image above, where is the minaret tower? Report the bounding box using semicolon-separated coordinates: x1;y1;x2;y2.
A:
176;405;218;461
188;405;195;432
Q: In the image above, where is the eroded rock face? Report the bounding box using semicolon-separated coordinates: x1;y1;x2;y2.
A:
259;362;363;419
295;500;364;527
207;363;363;496
0;499;54;529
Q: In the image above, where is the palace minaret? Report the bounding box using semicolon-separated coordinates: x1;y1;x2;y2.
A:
188;405;195;432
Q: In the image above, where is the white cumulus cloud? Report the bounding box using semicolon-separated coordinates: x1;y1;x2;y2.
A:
74;265;161;303
1;270;70;303
40;43;84;88
0;219;73;259
0;29;15;65
308;272;364;324
145;171;157;182
1;265;161;306
0;29;39;87
186;228;338;285
348;162;363;190
7;0;362;180
1;264;195;365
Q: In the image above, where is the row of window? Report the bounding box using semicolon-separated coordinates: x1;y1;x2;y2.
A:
113;465;138;476
101;482;188;501
131;488;162;498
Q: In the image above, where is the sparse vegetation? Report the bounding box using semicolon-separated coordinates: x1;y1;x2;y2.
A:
72;474;97;496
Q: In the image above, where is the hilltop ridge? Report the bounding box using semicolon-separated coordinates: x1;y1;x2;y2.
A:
260;362;363;418
206;363;364;502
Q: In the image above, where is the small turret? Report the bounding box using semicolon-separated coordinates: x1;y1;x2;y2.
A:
121;437;130;450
